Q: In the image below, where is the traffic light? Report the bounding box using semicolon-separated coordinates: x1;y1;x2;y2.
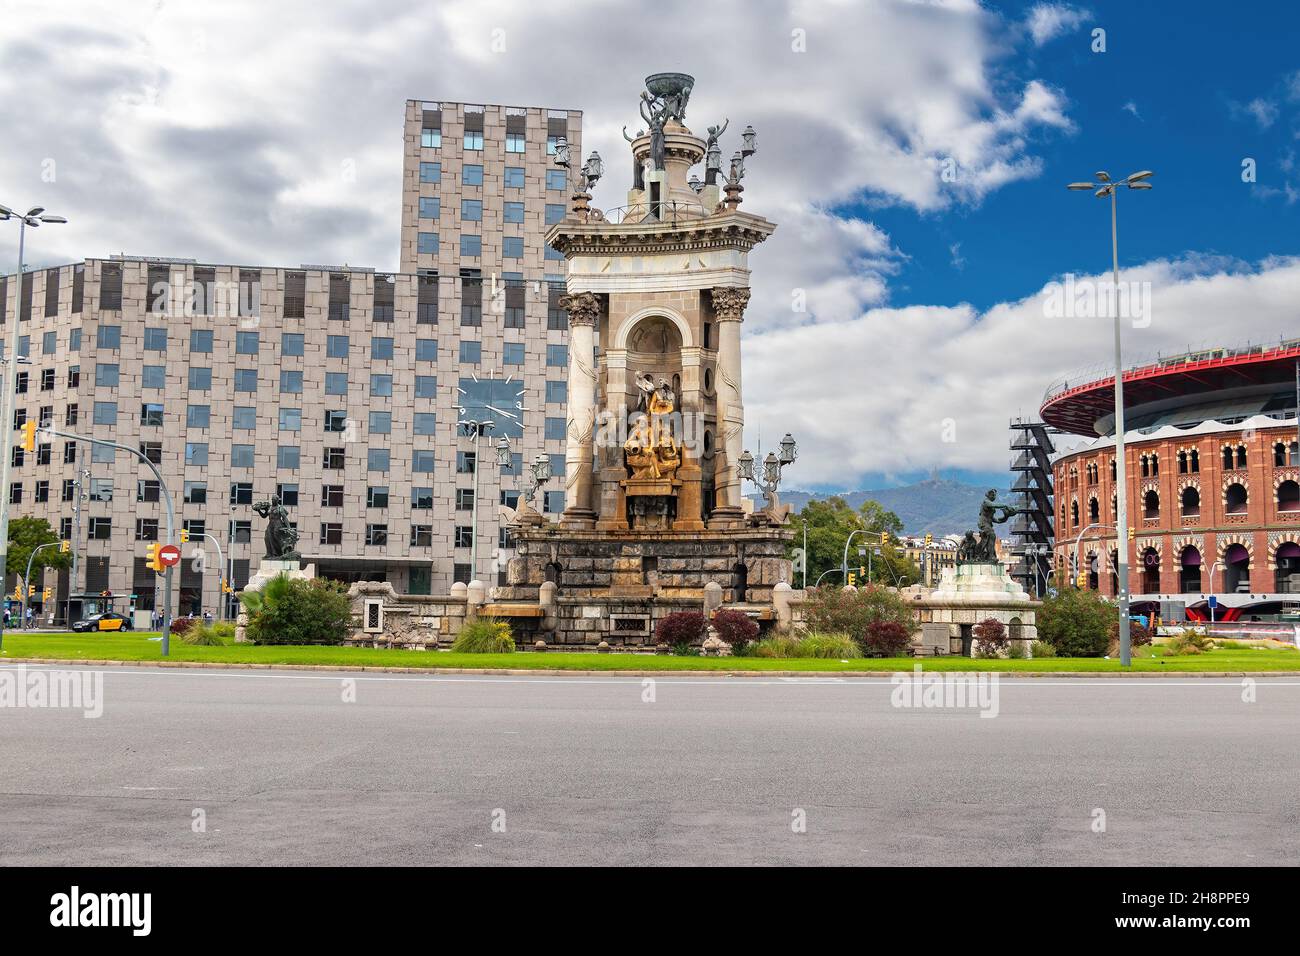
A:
221;579;232;595
1128;527;1136;541
146;542;164;573
1076;572;1088;588
12;585;21;601
20;420;35;452
59;540;70;553
27;585;35;597
41;587;51;602
847;571;857;586
924;533;933;548
179;529;190;543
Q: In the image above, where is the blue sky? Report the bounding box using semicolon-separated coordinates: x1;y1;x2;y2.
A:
870;0;1300;314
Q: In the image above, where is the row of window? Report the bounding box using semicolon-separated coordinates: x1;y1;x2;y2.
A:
1064;480;1300;527
420;129;565;157
417;196;566;225
415;232;566;260
419;161;567;193
1068;442;1300;487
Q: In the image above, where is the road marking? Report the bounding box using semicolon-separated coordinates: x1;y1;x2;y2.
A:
2;664;1298;688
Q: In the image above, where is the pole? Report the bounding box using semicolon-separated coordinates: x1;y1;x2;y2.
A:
21;540;57;635
470;423;483;582
200;532;225;622
48;428;176;655
802;520;808;590
67;447;84;628
0;220;26;652
1110;187;1132;666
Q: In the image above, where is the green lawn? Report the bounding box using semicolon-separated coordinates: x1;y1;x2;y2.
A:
1;631;1298;672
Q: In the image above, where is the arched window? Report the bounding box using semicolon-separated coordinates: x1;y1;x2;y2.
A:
1223;543;1250;593
1071;500;1080;527
1178;450;1188;474
1223;446;1235;470
1111;493;1118;520
1110;458;1117;481
1179;546;1202;593
1086;551;1099;590
1275;443;1288;467
1276;542;1300;593
1190;449;1200;473
1279;480;1300;513
1140;546;1160;593
1140;456;1149;478
1088;497;1099;523
1181;486;1200;517
1143;489;1160;519
1225;482;1248;515
1236;445;1247;469
1151;454;1159;476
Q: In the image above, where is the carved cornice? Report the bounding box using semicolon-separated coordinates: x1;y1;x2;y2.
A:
546;213;776;258
710;286;751;322
558;291;600;328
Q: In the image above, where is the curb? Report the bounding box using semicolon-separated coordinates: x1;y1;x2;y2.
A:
2;656;1299;679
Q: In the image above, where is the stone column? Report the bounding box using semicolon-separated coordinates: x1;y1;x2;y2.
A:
559;291;600;526
709;286;750;526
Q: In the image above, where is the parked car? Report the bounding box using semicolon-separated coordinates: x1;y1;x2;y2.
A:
72;612;132;633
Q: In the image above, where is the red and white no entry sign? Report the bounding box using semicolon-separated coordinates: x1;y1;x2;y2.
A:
158;544;182;568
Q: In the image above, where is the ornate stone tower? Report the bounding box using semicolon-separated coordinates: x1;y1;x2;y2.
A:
499;73;796;648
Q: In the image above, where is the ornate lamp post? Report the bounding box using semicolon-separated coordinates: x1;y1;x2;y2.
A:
738;433;797;523
1066;169;1153;666
554;137;603;220
498;435;553;525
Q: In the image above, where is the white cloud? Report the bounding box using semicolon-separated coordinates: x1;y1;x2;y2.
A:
745;256;1300;488
1025;3;1090;46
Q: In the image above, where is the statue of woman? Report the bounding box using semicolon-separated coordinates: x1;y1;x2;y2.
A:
252;495;300;561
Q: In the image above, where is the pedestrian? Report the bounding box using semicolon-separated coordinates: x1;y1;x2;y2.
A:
25;606;33;629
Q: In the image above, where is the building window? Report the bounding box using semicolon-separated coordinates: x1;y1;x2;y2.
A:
502;342;525;366
456;488;474;510
229;482;253;505
544;417;566;441
234;369;258;392
1278;480;1300;512
545;203;565;225
371;336;394;361
547;344;568;367
185;442;209;466
418;232;439;255
505;132;525;153
276;446;299;469
370;374;392;397
143;327;168;352
34;480;49;503
1143;489;1160;519
135;518;159;541
1225;483;1248;515
504;167;525;188
281;332;304;356
464;130;484;151
367;486;390;509
277;483;299;507
321;485;344;508
368;448;390;472
320;523;343;545
1181;485;1201;517
412;450;436;473
415;375;438;399
366;524;389;546
93;401;118;425
459;341;481;364
184;481;207;504
88;517;112;540
419;197;440;219
463;164;483;186
188;367;212;390
546;380;567;404
419;161;441;182
280;370;303;394
455;526;473;548
236;330;259;354
96;363;119;387
140;441;162;464
547;169;567;191
327;334;349;359
96;325;121;349
323;447;346;470
504;201;524;224
279;407;302;431
325;371;349;395
503;237;523;259
460;234;482;257
457;451;476;474
190;329;213;353
410;525;433;547
421;128;441;148
413;412;437;435
544;491;564;513
453;563;471;584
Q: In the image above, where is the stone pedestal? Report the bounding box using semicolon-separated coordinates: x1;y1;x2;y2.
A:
909;561;1039;657
234;558;314;643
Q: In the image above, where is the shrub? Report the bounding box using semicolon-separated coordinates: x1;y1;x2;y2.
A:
671;640;696;657
655;611;708;647
1037;587;1112;657
1109;618;1153;647
1164;628;1214;656
711;609;759;650
182;621;236;646
243;576;353;645
169;616;198;636
797;632;862;659
972;618;1008;658
862;619;912;657
747;633;862;658
1006;640;1028;659
451;617;515;653
805;584;913;653
1030;640;1057;659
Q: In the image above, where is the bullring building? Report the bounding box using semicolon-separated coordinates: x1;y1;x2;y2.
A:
1042;339;1300;621
0;99;582;620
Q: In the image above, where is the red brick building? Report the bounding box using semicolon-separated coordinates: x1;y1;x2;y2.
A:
1041;341;1300;621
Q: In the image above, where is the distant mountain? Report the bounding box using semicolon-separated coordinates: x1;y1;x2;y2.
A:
755;478;1009;537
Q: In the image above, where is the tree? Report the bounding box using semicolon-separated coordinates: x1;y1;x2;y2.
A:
1038;587;1112;657
804;583;915;653
792;496;917;587
972;618;1008;658
6;516;71;580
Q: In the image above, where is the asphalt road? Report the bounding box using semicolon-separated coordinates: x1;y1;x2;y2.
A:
0;665;1296;866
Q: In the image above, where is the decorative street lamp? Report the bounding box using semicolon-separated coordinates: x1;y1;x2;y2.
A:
553;141;603;218
738;435;796;523
0;205;67;649
740;124;757;157
1065;169;1153;667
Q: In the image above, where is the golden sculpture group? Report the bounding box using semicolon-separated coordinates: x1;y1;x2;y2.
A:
623;377;683;481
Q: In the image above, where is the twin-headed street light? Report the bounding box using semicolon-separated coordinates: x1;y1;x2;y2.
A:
1065;169;1153;667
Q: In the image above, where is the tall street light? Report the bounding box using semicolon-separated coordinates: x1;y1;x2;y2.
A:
1066;170;1152;666
0;205;67;646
